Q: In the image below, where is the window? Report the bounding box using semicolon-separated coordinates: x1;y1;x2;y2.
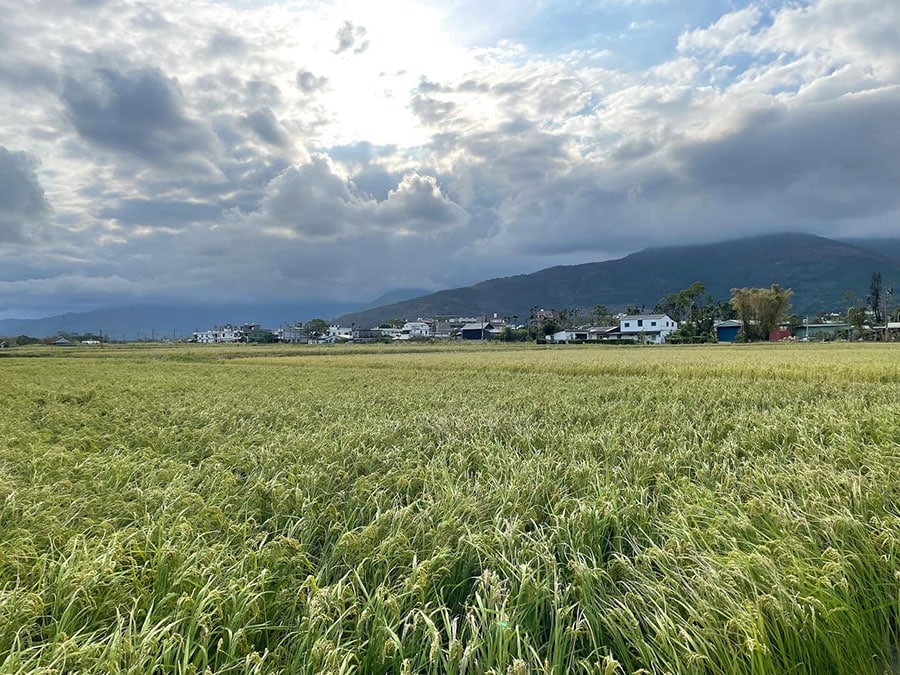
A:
651;321;657;326
624;322;630;328
637;319;643;327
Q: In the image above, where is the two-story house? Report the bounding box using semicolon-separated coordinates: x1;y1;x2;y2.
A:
616;314;678;344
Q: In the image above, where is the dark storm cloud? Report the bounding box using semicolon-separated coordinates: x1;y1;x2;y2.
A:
0;147;50;243
296;69;329;94
333;21;369;55
61;65;220;168
676;86;900;220
241;107;291;148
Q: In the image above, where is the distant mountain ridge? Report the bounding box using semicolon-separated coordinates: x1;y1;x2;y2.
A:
0;302;359;340
3;233;897;338
333;233;900;327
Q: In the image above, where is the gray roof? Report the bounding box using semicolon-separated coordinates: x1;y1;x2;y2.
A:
621;314;670;321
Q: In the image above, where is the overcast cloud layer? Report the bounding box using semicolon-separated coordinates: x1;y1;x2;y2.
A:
1;0;898;317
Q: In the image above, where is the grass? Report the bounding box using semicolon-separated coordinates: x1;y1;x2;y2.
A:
0;343;897;673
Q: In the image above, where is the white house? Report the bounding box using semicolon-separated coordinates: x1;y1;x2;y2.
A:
193;326;244;343
276;326;309;343
402;321;432;337
616;314;678;344
327;325;353;340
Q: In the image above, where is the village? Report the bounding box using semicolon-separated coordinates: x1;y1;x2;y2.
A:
188;310;899;346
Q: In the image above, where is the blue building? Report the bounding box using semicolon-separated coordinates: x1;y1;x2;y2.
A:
715;319;743;343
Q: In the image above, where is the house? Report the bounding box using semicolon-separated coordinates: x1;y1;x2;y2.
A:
401;321;431;338
532;308;560;326
327;325;353;340
431;321;457;339
714;319;743;343
193;326;244;343
51;337;74;346
611;314;678;344
461;322;501;340
551;329;591;342
550;330;575;343
276;326;309;344
887;322;900;341
351;328;383;342
590;326;620;340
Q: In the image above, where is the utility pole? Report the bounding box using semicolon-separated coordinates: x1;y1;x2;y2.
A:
99;328;103;349
884;287;893;341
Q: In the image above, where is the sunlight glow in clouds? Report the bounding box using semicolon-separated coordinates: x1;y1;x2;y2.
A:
0;0;898;316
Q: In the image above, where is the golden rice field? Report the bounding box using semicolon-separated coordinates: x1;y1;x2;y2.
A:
0;342;898;674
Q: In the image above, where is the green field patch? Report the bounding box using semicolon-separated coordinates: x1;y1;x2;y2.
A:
0;344;898;673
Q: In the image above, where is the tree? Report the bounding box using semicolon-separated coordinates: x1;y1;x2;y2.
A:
729;285;793;341
848;306;867;339
305;318;329;338
591;304;609;325
542;319;560;337
868;272;883;324
659;282;718;342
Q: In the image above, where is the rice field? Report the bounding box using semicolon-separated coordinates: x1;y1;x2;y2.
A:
0;343;898;674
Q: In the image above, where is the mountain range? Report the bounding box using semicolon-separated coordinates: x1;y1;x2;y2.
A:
0;302;359;340
2;233;897;338
333;233;900;327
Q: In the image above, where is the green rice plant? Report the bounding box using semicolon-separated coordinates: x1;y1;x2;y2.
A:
0;343;897;673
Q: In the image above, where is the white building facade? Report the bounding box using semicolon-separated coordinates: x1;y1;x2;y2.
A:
617;314;678;344
192;326;244;343
402;321;432;337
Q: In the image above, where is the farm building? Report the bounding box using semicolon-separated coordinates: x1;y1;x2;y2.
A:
714;319;742;342
461;322;501;340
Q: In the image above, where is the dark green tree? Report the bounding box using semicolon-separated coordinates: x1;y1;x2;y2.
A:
868;272;883;323
305;318;329;338
848;306;867;339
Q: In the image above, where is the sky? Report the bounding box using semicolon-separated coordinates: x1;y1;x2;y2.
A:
1;0;898;318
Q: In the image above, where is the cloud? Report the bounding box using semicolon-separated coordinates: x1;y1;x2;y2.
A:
376;173;469;234
241;107;291;148
2;0;900;315
237;155;467;241
204;29;247;58
0;147;49;243
61;65;221;173
297;69;329;94
678;6;763;55
333;21;369;55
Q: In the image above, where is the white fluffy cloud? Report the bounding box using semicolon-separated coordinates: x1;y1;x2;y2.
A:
233;155;467;242
0;0;898;314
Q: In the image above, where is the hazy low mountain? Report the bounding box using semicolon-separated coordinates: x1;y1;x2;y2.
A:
0;302;359;340
334;233;900;327
355;288;434;311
